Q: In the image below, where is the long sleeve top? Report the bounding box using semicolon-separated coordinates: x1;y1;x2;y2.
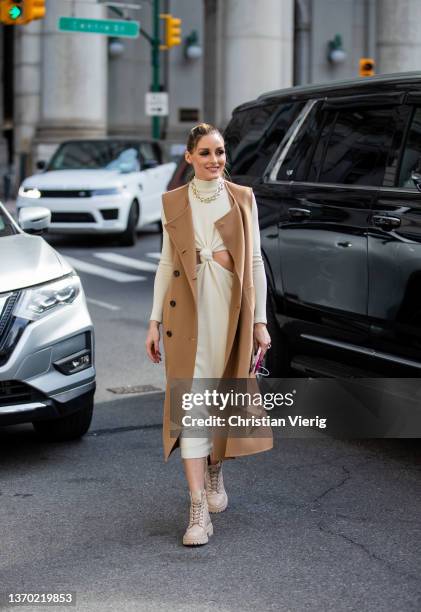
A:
149;177;267;324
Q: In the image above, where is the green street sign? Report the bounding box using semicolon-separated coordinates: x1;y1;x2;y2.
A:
58;17;140;39
9;5;22;20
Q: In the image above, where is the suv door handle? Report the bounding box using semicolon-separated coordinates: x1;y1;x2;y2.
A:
288;207;311;220
372;215;401;230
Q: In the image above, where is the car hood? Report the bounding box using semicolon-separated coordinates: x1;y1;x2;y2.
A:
21;169;126;190
0;234;74;292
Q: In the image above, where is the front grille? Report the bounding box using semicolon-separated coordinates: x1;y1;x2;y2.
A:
0;292;20;347
40;190;92;198
51;212;96;223
0;380;45;407
0;292;29;367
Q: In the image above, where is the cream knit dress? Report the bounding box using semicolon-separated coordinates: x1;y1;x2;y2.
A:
150;176;267;458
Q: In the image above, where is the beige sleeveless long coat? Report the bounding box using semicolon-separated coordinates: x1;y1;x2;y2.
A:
161;179;273;461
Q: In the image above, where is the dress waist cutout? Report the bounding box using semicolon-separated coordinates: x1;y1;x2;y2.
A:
195;248;234;273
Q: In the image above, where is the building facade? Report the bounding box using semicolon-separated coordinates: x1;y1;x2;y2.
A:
0;0;420;194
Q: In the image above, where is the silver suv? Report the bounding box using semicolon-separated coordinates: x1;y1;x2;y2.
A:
0;203;95;440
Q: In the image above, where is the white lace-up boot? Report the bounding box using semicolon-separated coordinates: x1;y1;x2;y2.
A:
206;460;228;513
182;489;213;546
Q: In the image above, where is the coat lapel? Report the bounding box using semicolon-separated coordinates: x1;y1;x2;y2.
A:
163;180;245;322
215;181;245;292
214;182;245;373
163;185;197;309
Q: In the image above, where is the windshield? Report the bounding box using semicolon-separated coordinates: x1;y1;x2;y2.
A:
0;206;18;237
47;141;142;172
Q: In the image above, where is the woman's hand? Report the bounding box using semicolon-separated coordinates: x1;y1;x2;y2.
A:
145;321;162;364
253;322;271;358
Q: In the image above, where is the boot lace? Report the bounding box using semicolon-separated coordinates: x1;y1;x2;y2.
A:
190;497;205;526
208;463;222;493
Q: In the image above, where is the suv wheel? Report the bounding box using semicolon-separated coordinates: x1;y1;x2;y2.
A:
32;394;94;442
119;200;139;246
265;288;291;377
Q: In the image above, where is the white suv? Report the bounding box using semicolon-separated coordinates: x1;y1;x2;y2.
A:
17;139;176;246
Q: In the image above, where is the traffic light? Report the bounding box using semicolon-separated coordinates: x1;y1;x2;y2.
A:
359;57;375;77
1;1;24;24
0;0;45;25
25;0;46;22
160;13;182;49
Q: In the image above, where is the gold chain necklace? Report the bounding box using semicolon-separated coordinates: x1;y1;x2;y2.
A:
190;178;225;203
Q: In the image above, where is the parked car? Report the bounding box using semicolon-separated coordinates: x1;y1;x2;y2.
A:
167;157;190;190
17;139;176;246
0;203;95;440
223;70;421;378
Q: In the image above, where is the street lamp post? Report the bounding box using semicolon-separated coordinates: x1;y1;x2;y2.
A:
151;0;160;140
107;0;162;140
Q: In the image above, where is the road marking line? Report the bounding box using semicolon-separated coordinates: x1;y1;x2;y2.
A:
64;256;146;282
145;252;161;260
86;297;121;311
94;252;158;272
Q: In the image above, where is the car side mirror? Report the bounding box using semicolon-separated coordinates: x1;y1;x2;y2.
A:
18;206;51;234
142;159;159;170
36;160;46;170
411;171;421;192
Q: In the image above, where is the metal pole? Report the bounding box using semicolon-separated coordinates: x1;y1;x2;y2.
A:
151;0;160;139
161;0;169;140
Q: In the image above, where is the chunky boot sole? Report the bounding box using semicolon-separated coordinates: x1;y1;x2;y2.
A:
207;493;228;513
183;522;214;546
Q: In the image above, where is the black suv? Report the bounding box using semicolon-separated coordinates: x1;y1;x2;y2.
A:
224;71;421;378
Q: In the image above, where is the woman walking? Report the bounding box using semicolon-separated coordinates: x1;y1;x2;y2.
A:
145;123;273;546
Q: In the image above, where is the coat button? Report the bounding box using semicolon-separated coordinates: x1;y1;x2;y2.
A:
173;270;180;277
166;330;172;337
170;300;176;307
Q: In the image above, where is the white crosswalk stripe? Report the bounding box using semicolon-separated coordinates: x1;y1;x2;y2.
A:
94;252;158;272
86;297;121;311
64;256;146;283
145;252;161;260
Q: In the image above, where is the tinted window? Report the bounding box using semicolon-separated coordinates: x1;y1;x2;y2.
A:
225;100;304;177
48;141;142;171
306;112;336;182
139;142;159;163
315;107;398;186
275;101;324;182
398;107;421;189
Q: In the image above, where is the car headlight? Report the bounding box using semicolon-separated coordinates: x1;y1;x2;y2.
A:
18;186;41;199
14;273;82;321
91;187;124;196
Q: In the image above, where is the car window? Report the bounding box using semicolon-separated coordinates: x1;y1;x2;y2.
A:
274;101;324;182
105;148;140;172
0;207;18;237
139;142;157;163
224;100;305;177
47;141;141;171
306;112;336;182
398;107;421;189
312;106;399;186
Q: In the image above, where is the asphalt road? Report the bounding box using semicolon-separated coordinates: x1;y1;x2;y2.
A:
43;223;167;403
1;397;420;612
1;218;421;611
